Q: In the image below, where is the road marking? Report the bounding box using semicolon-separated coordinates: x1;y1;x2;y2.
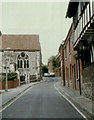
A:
0;86;34;113
54;84;88;120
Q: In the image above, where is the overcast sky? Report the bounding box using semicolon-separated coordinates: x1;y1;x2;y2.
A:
1;2;72;64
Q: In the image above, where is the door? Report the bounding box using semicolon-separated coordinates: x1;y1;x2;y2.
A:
20;76;25;83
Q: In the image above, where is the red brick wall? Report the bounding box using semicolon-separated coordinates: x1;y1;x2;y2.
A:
62;24;78;90
55;67;61;77
0;79;19;89
48;60;54;73
0;81;2;89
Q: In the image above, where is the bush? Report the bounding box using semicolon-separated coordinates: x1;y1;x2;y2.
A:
42;65;48;76
52;56;59;70
1;73;17;81
8;73;17;81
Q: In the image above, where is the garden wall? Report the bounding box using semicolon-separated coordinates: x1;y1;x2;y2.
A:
0;79;19;89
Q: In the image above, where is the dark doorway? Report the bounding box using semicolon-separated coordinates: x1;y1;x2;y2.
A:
20;76;25;82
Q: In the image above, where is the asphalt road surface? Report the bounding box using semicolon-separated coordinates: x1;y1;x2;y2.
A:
2;77;85;119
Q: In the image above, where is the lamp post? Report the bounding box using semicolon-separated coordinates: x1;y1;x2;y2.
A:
4;48;11;92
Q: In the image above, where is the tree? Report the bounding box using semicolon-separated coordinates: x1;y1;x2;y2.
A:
8;73;17;81
52;56;58;71
42;65;48;76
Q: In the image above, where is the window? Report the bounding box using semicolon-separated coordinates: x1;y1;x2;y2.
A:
27;60;29;68
24;60;26;68
20;60;22;68
17;53;29;68
18;60;19;68
21;52;25;57
82;44;92;68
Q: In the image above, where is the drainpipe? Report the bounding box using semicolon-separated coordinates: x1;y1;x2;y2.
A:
78;56;81;95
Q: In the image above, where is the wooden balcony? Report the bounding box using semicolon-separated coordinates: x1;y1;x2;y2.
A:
74;2;94;49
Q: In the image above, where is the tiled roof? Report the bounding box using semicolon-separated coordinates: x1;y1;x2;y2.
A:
0;34;41;51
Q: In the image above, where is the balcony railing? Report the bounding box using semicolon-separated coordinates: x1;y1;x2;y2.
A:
74;2;94;48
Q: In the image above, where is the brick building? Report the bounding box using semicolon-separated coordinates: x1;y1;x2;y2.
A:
48;54;61;76
59;23;81;91
59;41;65;86
48;56;54;73
54;52;61;77
66;1;94;98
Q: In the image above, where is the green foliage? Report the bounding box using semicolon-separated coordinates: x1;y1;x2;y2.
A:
42;65;48;76
8;73;17;81
1;73;17;81
52;57;58;69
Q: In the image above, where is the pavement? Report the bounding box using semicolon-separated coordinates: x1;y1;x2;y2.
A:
55;77;94;119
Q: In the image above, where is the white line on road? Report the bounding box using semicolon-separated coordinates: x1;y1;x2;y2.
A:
54;84;88;120
0;86;34;113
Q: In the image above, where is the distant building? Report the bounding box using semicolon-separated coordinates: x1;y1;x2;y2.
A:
59;41;65;86
54;52;61;77
66;1;94;98
48;54;61;77
48;56;54;73
0;34;42;85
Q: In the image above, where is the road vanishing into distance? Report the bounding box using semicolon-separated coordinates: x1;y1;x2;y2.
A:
2;77;85;119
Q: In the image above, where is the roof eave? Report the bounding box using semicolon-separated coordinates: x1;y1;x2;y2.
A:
66;2;79;18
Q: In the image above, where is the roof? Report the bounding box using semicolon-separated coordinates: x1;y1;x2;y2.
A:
59;42;65;52
66;1;79;18
55;52;60;59
0;34;41;51
64;23;73;44
0;35;2;50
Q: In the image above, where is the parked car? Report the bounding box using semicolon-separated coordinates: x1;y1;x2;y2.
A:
44;73;49;77
49;72;55;77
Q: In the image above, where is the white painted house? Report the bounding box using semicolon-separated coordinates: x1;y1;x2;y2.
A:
0;34;42;84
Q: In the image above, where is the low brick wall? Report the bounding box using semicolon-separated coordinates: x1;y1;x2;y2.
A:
0;81;2;90
0;79;19;89
83;62;94;99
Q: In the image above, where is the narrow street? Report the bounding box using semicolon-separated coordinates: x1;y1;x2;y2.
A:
0;1;94;120
2;77;84;119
